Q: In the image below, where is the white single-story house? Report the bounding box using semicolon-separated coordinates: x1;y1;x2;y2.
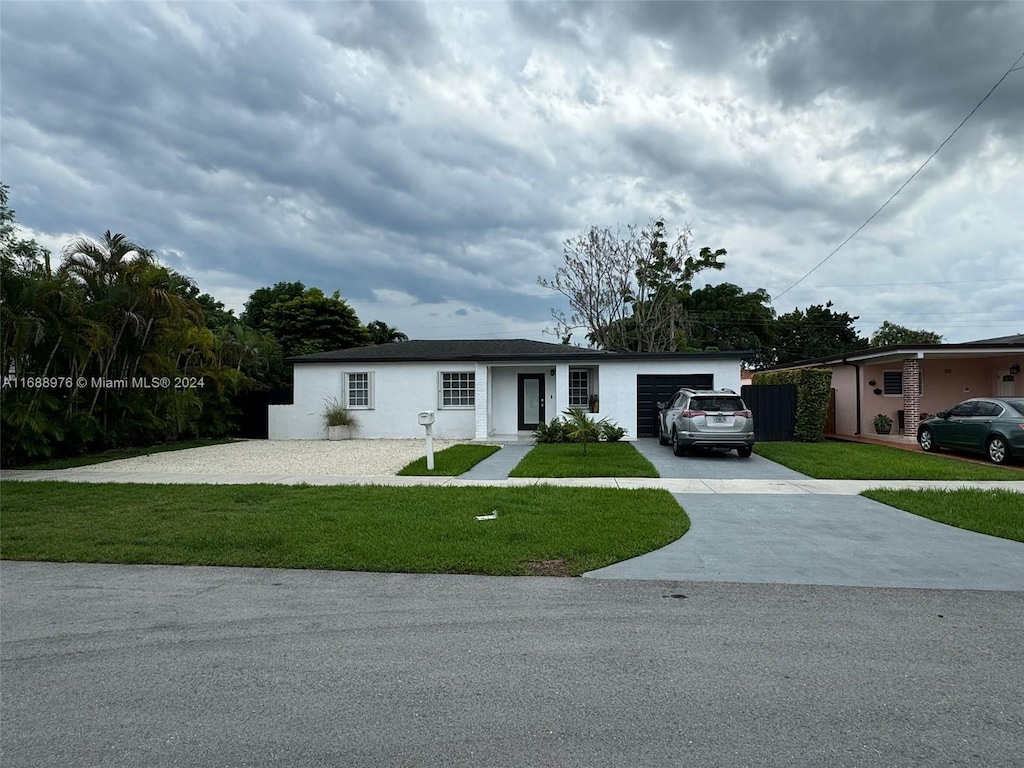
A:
268;339;748;441
767;333;1023;438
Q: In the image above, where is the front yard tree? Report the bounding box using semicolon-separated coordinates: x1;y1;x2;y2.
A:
772;301;867;365
539;219;725;351
870;321;943;347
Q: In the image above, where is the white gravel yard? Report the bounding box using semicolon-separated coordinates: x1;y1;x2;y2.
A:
73;439;470;477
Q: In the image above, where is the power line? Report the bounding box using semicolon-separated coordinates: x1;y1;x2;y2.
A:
771;48;1024;304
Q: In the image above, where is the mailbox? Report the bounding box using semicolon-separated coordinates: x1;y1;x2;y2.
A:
418;411;435;425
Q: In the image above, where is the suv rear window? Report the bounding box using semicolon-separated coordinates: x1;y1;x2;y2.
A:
690;397;745;412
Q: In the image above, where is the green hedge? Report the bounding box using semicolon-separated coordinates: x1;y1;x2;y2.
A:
751;368;832;442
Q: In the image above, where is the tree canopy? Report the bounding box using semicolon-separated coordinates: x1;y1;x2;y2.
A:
772;302;867;365
869;321;943;347
0;182;407;466
540;218;725;352
263;288;371;358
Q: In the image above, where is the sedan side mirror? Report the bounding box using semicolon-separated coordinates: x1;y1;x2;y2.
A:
936;411;948;419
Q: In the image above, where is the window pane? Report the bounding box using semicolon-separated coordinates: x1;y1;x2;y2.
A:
347;373;369;407
569;370;589;407
442;372;475;407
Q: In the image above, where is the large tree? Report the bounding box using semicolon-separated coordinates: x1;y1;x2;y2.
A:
685;283;777;364
240;281;305;332
870;321;943;347
263;288;370;358
772;302;867;365
540;219;725;351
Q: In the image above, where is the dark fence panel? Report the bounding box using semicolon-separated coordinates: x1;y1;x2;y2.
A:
234;388;293;439
740;384;796;442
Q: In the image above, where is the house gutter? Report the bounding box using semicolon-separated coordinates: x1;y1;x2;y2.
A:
842;360;861;435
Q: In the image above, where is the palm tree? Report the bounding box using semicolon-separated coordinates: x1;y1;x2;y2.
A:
366;319;408;345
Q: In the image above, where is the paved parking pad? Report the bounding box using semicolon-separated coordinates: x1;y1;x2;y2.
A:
631;437;807;480
585;493;1024;590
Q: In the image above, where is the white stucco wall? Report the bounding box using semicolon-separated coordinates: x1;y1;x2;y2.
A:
269;362;476;440
271;356;743;440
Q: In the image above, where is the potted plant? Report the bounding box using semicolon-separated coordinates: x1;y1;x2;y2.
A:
323;397;359;440
873;413;893;435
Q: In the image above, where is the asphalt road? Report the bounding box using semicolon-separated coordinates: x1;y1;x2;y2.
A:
2;562;1022;768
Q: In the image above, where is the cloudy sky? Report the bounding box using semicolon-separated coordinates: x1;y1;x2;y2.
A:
3;1;1022;345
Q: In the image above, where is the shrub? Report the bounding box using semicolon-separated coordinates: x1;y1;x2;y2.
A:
533;416;568;443
600;422;627;442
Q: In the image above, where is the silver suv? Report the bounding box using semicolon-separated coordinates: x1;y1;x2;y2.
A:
657;388;755;458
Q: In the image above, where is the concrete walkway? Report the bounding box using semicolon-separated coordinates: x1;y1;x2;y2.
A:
3;468;1023;494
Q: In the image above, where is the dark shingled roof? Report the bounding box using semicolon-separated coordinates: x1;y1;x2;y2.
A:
966;333;1024;344
288;339;749;364
289;339;606;363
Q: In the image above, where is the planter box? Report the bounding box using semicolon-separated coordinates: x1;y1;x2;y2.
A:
327;425;352;441
874;425;892;435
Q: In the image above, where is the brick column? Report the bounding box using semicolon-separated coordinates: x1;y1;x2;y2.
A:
902;358;921;437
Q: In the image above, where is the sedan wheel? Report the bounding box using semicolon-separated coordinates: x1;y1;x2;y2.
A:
671;429;687;457
987;436;1010;465
918;428;937;452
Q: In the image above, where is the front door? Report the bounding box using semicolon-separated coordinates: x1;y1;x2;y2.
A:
518;374;545;430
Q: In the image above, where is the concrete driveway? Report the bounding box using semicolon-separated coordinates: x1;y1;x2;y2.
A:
586;492;1024;590
631;437;806;479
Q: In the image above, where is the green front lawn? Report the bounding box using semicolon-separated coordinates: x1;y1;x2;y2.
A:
862;488;1024;542
16;438;238;470
755;441;1024;480
509;442;659;478
397;444;501;476
0;482;687;576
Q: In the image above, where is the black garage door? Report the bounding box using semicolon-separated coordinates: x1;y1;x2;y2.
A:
636;374;714;438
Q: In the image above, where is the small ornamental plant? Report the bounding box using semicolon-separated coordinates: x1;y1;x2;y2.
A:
873;413;893;433
323;397;359;434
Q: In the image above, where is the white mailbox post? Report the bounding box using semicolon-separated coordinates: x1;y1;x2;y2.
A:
418;411;436;470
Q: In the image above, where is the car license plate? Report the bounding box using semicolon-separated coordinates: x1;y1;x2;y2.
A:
713;415;726;423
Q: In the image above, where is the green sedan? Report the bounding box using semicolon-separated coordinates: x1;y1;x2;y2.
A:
917;397;1024;465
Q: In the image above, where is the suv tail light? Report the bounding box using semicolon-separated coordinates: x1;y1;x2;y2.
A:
735;410;752;418
680;409;706;418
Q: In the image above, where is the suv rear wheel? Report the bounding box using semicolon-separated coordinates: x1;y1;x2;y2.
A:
737;447;752;458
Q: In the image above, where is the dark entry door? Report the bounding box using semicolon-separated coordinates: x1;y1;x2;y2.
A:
518;374;546;430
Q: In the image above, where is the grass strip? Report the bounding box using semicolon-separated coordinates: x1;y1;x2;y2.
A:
397;444;501;476
16;438;238;470
862;488;1024;542
0;482;687;576
509;442;659;478
755;441;1023;480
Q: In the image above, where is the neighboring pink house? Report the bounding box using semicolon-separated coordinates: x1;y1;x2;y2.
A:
769;334;1024;438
